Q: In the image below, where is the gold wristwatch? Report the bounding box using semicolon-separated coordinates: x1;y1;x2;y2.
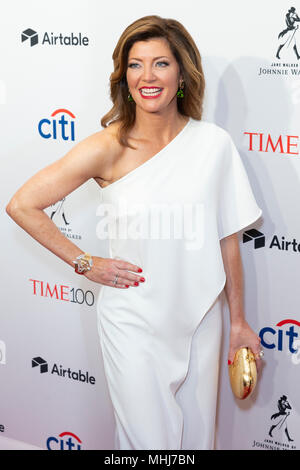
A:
73;253;93;275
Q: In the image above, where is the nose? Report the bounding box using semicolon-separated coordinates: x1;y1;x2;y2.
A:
141;63;156;81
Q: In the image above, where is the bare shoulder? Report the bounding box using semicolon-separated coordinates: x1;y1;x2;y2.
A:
99;119;125;148
91;120;129;184
79;121;120;162
65;120;122;180
81;120;139;187
91;121;122;163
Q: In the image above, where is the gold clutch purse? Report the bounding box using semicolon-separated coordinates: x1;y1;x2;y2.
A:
228;347;257;399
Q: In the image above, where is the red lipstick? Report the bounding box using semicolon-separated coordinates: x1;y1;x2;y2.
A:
139;87;163;99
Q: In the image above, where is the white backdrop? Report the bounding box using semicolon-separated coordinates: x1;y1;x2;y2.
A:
1;0;300;450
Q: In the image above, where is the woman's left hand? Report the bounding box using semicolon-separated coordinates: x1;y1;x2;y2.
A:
228;319;263;373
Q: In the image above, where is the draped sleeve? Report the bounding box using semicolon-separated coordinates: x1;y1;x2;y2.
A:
217;131;262;240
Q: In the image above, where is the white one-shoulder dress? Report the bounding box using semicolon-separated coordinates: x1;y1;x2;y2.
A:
96;117;262;450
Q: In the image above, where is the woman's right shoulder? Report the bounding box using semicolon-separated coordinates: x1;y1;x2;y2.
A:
74;121;123;174
89;120;122;155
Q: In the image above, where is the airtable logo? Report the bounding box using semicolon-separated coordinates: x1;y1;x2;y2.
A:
32;356;48;373
21;29;38;46
38;108;76;141
243;229;300;254
243;229;265;249
31;356;96;385
21;28;89;47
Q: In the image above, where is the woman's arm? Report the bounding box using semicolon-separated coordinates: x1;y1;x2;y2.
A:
5;131;144;286
220;233;262;369
220;233;245;326
6;131;108;267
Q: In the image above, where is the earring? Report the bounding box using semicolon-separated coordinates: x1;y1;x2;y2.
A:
128;89;134;102
177;81;184;98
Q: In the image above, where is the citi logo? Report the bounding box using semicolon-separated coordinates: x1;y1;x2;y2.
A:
21;28;89;47
259;319;300;353
38;108;75;141
243;230;300;253
31;356;96;385
47;431;82;450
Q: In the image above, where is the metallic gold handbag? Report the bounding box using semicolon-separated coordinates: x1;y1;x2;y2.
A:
228;347;257;399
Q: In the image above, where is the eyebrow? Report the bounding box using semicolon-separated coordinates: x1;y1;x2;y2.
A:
128;56;170;61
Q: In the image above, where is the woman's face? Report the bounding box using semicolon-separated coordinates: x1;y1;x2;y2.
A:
126;37;182;114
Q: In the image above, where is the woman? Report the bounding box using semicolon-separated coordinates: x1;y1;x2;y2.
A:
6;15;263;450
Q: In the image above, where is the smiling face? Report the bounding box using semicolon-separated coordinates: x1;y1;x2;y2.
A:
126;37;183;114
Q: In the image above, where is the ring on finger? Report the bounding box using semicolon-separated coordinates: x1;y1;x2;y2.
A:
255;349;264;359
113;274;119;286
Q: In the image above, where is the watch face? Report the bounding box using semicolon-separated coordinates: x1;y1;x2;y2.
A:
75;264;85;275
74;254;91;274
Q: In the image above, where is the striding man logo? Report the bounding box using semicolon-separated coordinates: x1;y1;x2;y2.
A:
268;395;294;442
276;7;300;59
50;197;70;226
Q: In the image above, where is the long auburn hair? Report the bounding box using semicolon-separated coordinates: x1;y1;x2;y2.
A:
100;15;205;149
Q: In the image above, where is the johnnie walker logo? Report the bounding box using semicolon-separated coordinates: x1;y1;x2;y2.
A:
48;197;82;241
258;6;300;77
251;395;297;450
276;7;300;60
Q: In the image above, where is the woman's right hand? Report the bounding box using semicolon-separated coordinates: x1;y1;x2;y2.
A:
84;256;145;288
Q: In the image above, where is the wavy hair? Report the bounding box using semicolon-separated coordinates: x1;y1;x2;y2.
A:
100;15;205;149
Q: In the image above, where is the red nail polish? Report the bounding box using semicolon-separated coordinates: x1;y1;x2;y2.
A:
134;281;139;286
140;277;145;282
138;268;143;272
228;360;232;365
125;285;129;288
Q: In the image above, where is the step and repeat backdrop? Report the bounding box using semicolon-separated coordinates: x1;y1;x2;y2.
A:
1;0;300;451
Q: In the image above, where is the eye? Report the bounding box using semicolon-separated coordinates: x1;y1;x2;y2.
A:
128;61;169;68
